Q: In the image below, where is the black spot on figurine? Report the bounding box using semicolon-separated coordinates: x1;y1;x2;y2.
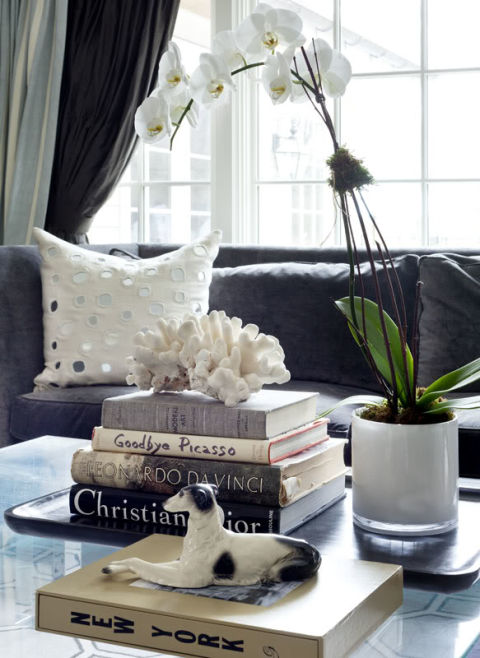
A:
213;551;236;579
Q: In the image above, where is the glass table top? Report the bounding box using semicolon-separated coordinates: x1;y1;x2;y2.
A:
0;436;479;658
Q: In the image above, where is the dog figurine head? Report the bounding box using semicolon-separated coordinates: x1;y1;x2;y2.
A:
163;483;220;516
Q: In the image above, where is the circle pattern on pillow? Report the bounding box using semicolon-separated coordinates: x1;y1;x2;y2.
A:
33;228;221;389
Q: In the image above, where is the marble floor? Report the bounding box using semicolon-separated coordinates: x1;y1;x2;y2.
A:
0;531;479;658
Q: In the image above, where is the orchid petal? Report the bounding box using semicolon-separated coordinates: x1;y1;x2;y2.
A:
158;41;189;98
134;95;171;144
254;3;273;15
322;50;352;97
169;89;198;128
262;52;292;104
290;86;309;102
282;43;299;66
213;30;245;70
190;53;235;106
306;38;333;73
235;4;303;56
168;42;182;67
235;14;266;55
267;11;303;42
185;101;199;127
265;8;302;32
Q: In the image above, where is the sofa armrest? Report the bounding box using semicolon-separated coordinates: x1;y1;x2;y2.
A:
0;246;44;446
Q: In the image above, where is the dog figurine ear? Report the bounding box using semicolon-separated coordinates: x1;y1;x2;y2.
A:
191;486;215;511
210;484;219;497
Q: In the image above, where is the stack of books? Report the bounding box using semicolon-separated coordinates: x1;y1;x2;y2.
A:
69;389;347;535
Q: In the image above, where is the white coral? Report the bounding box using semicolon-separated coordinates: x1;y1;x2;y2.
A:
126;310;291;406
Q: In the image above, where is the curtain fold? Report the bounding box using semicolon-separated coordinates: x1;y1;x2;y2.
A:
0;0;68;245
45;0;180;244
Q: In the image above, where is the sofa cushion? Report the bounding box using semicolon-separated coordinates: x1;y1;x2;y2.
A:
210;256;420;390
418;254;480;390
10;385;133;441
33;229;220;390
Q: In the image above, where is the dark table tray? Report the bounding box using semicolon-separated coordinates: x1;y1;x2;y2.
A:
4;488;480;593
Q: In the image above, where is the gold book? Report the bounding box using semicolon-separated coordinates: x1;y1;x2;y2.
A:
36;534;403;658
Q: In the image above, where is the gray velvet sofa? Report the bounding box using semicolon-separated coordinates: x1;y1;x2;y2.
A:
2;241;480;478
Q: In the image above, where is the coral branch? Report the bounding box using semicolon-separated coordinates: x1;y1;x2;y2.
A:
127;311;291;407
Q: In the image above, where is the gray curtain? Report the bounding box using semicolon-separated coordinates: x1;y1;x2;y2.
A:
0;0;68;245
44;0;180;243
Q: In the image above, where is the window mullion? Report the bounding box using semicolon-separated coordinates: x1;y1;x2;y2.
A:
233;0;257;244
139;143;147;243
238;51;258;244
333;0;342;245
421;0;429;246
211;105;234;242
210;0;245;244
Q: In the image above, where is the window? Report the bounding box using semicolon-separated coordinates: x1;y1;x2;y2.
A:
246;0;480;247
89;0;480;247
89;1;212;244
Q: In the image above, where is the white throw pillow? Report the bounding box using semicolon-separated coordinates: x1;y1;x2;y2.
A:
33;228;221;389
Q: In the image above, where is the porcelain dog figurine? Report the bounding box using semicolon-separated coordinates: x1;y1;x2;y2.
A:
102;484;321;588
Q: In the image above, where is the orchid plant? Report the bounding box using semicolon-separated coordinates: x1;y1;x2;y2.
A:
135;2;480;424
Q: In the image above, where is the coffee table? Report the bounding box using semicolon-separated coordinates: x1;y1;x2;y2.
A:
1;436;479;658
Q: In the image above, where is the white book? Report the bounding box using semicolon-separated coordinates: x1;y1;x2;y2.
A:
92;418;329;464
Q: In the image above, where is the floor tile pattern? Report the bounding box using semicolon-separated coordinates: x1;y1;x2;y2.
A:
351;579;480;658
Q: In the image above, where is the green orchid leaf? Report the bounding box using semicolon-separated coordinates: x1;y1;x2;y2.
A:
336;296;413;407
317;394;385;418
416;356;480;411
423;395;480;414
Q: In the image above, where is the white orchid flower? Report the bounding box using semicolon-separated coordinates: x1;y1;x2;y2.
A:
134;93;171;144
189;53;235;106
290;38;351;101
212;30;245;71
169;89;199;128
158;42;189;98
321;50;352;98
262;52;292;104
235;3;304;57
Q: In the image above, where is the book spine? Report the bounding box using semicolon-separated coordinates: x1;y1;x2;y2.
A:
69;485;281;534
102;399;269;439
92;426;273;463
36;595;318;657
71;449;283;506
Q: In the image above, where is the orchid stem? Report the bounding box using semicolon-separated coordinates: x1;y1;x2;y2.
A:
231;61;265;76
169;99;194;150
412;280;423;398
351;190;399;412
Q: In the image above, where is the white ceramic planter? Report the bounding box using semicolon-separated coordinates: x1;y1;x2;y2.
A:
351;411;459;536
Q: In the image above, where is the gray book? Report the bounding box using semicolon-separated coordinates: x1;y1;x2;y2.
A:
101;389;319;439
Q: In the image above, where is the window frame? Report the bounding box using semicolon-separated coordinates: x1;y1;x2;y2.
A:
210;0;480;247
90;0;480;247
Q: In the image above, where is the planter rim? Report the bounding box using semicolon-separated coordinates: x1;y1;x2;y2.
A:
352;408;458;429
